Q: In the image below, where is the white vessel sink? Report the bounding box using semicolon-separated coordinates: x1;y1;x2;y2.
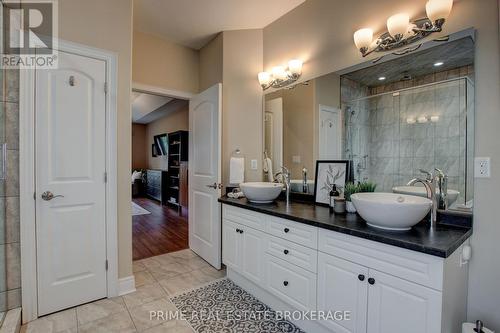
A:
351;193;432;231
290;180;315;194
240;182;283;203
392;186;460;205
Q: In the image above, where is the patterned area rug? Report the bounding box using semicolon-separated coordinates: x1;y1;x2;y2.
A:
171;278;306;333
132;202;151;216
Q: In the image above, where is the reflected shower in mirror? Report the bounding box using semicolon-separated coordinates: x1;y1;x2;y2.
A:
263;29;475;212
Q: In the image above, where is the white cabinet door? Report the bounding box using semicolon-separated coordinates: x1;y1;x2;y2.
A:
367;270;442;333
241;226;265;285
222;220;242;271
317;253;368;333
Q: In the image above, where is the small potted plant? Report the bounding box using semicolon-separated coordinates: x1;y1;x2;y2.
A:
358;181;377;193
344;182;359;213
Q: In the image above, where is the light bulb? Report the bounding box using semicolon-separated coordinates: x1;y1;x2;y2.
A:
271;66;287;81
387;13;410;39
353;28;373;51
426;0;453;23
258;72;271;86
288;59;303;76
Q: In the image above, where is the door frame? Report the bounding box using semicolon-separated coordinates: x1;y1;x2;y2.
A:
19;39;118;322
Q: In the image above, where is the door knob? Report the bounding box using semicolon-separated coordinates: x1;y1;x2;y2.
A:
206;183;218;189
41;191;64;201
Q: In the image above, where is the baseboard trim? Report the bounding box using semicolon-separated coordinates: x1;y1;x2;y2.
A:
117;276;136;296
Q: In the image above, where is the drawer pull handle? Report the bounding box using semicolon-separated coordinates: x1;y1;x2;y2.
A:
283;249;289;255
368;277;375;285
236;228;243;234
283;281;289;286
358;274;365;281
239;229;244;234
284;228;290;233
235;228;240;233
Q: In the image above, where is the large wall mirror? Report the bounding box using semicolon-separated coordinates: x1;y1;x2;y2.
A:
263;29;475;212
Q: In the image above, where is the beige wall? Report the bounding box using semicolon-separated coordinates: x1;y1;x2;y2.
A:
58;0;133;278
132;124;148;169
146;106;189;170
199;34;223;91
221;30;264;185
263;0;500;328
133;31;199;93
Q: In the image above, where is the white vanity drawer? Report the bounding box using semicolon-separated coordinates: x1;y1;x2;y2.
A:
223;205;266;232
265;234;317;273
267;216;318;249
319;229;444;290
265;254;317;312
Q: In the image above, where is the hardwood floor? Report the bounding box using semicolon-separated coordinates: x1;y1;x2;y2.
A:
132;197;189;261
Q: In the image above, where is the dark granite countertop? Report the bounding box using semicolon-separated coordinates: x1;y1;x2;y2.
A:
219;196;472;258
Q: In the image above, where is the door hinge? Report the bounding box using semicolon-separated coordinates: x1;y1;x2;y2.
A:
104;172;107;183
105;260;108;271
33;192;36;200
104;82;108;94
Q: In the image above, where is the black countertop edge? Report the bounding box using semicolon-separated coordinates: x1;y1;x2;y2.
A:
219;196;472;258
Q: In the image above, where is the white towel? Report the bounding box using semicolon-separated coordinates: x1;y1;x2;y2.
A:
229;157;245;184
264;157;274;182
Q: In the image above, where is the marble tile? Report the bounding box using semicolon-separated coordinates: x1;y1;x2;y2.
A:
141;255;178;271
128;298;177;331
135;271;156;287
0;288;21;312
4;70;19;103
133;261;147;273
122;282;167;309
157;272;205;296
76;297;126;326
167;249;198;261
146;262;191;281
142;320;193;333
5;102;19;150
5;196;20;244
5;242;20;290
180;256;211;271
78;310;136;333
189;267;226;284
22;308;76;333
5;149;19;197
2;307;21;333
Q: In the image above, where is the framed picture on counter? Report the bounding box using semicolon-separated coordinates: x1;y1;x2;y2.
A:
314;160;349;206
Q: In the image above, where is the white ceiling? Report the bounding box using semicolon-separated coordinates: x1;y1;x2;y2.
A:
131;92;172;122
133;0;306;49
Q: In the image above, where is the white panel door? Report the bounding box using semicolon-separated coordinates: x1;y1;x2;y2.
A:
317;253;368;333
367;270;442;333
36;50;107;315
189;84;222;269
241;226;265;285
319;105;341;159
222;220;241;271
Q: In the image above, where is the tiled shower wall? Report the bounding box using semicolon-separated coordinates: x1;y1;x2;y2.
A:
342;66;474;204
0;69;21;312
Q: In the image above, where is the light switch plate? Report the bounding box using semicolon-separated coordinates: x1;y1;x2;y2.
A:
474;157;491;178
250;159;258;170
292;155;301;164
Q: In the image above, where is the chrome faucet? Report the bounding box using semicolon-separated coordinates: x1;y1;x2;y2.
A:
434;168;449;210
302;167;308;193
407;175;438;228
275;166;291;205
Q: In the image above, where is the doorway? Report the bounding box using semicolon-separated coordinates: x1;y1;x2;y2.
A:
130;86;191;260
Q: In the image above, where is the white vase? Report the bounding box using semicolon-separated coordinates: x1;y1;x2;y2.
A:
346;201;357;213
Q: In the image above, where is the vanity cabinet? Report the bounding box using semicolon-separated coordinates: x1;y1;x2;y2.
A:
221;204;468;333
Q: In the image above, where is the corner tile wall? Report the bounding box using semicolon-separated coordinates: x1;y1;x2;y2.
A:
343;66;474;204
0;68;21;312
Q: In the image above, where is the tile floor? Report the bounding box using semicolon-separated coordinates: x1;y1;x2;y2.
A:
21;249;226;333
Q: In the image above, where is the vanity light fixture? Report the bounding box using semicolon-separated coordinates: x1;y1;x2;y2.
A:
353;0;453;58
434;61;444;67
417;115;429;123
258;59;303;90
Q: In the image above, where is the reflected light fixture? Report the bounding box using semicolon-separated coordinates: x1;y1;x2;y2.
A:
258;59;303;90
378;76;386;81
434;61;444;67
353;0;453;58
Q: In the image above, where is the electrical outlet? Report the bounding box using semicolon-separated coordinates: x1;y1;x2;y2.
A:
474;157;491;178
250;159;258;170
